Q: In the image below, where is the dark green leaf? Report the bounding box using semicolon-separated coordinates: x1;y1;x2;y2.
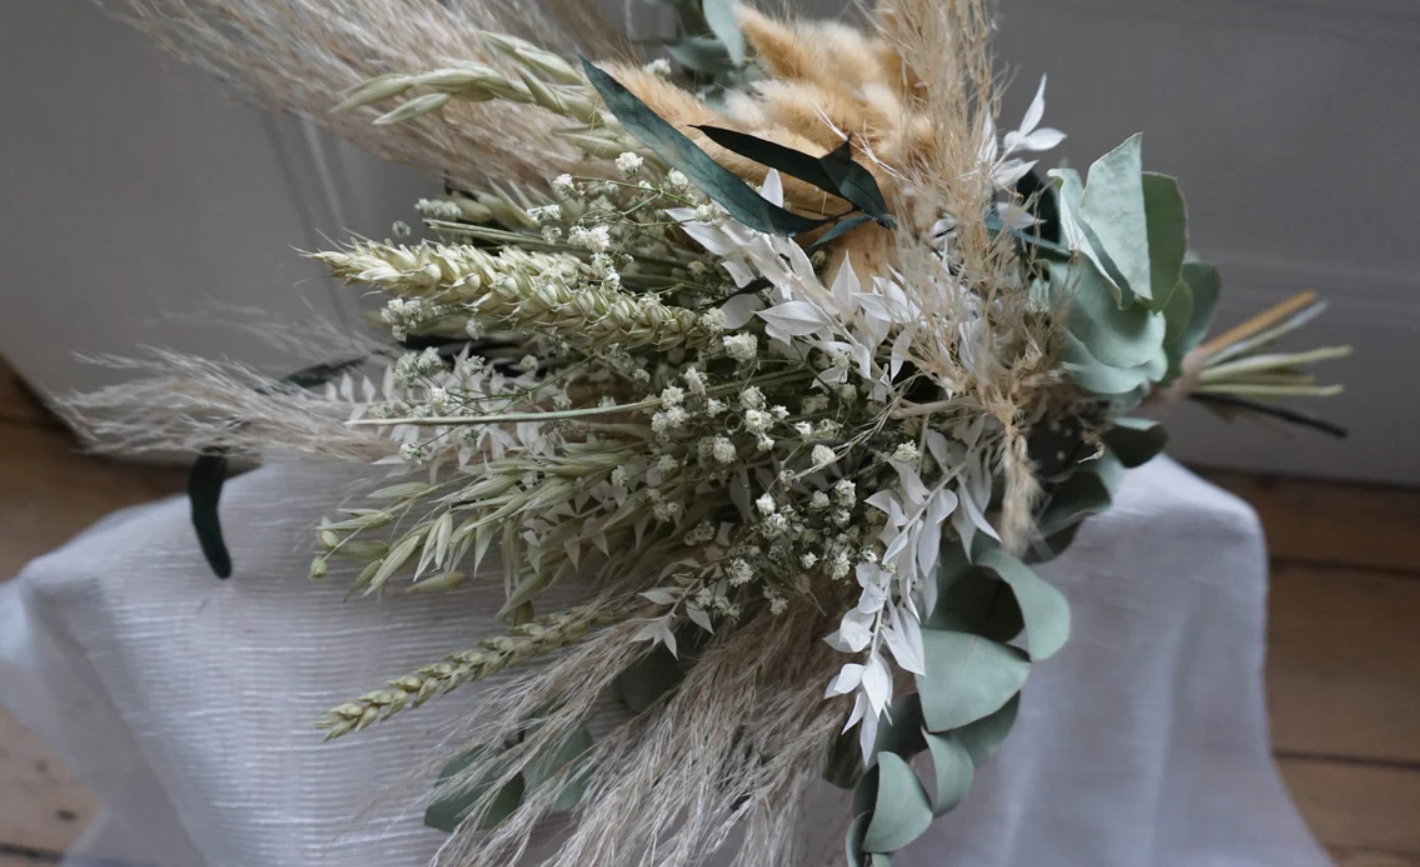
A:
975;547;1071;661
693;127;893;225
523;725;595;812
818;138;894;226
1036;467;1112;538
1103;417;1168;468
916;630;1030;732
582;60;830;236
615;644;682;713
860;753;934;853
424;749;525;833
984;211;1072;257
188;452;231;579
824;724;864;789
269;357;366;392
1142;172;1187;311
955;693;1021;765
810;214;875;251
923;731;974;816
188;356;365;580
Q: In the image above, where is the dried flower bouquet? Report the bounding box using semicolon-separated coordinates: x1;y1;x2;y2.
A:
72;0;1348;864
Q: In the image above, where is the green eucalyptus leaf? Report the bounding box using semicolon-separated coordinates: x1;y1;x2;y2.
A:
1178;260;1222;355
1103;417;1168;468
1078;133;1151;305
1142;172;1187;309
846;813;872;867
701;0;746;65
861;753;935;853
523;725;594;812
923;731;975;816
582;60;830;236
615;644;682;713
1160;275;1195;383
1060;333;1154;397
916;630;1031;732
1049;167;1121;303
975;547;1071;661
927;552;1024;643
665;37;734;75
1058;257;1167;369
955;693;1021;765
693;127;893;225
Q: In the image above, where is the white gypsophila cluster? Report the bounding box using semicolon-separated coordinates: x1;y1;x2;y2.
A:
661;172;1013;757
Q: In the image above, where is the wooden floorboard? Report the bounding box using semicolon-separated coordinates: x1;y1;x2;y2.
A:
0;709;96;855
1330;846;1420;866
0;362;185;856
0;355;49;426
1279;758;1420;854
0;424;186;581
1268;565;1420;764
1210;471;1420;573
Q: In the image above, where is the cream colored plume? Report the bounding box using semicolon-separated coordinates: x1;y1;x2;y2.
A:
117;0;624;188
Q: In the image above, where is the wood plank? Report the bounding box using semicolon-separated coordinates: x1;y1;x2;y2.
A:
1207;471;1420;572
0;424;186;582
0;356;49;426
1330;847;1420;867
0;424;185;856
1268;566;1420;763
0;707;96;854
1279;758;1420;854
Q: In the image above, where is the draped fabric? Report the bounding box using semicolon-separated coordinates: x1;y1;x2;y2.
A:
0;457;1331;867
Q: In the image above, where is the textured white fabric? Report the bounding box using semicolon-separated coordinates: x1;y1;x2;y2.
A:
0;457;1331;867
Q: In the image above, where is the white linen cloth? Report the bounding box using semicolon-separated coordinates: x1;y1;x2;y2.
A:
0;457;1331;867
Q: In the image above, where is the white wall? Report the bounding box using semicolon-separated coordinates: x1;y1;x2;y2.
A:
1;0;1414;482
0;0;435;395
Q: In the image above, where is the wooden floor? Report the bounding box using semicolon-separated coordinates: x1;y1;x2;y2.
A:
0;358;1416;866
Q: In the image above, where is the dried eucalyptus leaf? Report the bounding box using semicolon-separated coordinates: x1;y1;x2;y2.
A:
916;630;1030;732
1142;171;1187;309
1059;257;1166;369
923;731;974;816
955;693;1021;765
860;753;934;853
975;547;1071;661
1078;133;1151;304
